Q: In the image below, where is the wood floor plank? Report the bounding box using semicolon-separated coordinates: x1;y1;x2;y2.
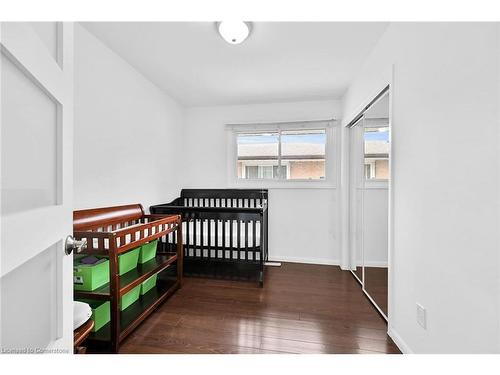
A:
117;262;400;354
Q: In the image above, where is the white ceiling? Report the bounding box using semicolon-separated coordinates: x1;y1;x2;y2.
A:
81;22;388;107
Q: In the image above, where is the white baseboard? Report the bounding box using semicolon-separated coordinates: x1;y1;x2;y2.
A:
268;256;340;266
356;261;388;268
388;327;413;354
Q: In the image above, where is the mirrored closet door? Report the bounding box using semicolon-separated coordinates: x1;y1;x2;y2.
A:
349;88;390;320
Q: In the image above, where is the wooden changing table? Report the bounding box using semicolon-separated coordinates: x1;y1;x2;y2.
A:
73;204;183;353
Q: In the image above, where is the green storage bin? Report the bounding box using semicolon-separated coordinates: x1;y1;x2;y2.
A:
78;300;110;332
73;257;109;291
118;247;140;275
138;240;158;264
140;273;158;295
120;284;141;311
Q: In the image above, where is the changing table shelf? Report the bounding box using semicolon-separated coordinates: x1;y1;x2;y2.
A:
74;253;178;300
86;276;179;343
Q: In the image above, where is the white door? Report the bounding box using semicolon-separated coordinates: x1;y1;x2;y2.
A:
1;22;74;354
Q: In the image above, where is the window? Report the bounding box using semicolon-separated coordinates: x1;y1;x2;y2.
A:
237;129;326;180
364;126;389;180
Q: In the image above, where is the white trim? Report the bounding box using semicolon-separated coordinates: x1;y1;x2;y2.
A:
361;261;388;268
339;125;350;270
498;24;500;353
268;256;340;266
226;118;335;132
0;23;3;350
229;180;336;189
230;186;337;190
388;327;413;354
387;66;395;342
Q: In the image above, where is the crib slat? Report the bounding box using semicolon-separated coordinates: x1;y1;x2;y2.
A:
207;218;211;259
237;220;241;260
186;215;190;257
229;219;233;259
215;219;219;251
194;214;198;257
245;220;249;260
252;219;257;258
200;218;205;258
204;219;207;258
222;219;227;259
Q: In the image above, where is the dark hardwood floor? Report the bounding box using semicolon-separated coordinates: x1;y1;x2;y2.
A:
119;262;400;354
364;267;388;317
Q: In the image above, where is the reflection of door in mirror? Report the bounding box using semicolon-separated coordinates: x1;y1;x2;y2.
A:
362;91;390;318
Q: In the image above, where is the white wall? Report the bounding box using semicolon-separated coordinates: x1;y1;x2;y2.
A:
362;188;388;267
343;23;499;353
74;24;184;211
181;100;342;265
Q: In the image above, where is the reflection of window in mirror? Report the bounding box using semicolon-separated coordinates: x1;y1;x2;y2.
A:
364;126;389;180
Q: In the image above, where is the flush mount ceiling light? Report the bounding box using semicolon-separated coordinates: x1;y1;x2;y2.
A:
217;21;251;45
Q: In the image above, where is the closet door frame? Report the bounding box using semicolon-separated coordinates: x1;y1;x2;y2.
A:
343;73;394;326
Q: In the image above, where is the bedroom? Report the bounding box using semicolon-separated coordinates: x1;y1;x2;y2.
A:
1;2;500;372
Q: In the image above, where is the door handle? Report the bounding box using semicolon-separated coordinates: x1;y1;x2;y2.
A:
65;235;87;255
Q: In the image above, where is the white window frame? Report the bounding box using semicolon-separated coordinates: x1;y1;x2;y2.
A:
226;119;338;189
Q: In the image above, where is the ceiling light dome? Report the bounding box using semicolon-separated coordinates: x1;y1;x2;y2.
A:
217;21;251;45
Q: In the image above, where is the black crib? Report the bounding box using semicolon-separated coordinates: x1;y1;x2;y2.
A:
150;189;268;286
